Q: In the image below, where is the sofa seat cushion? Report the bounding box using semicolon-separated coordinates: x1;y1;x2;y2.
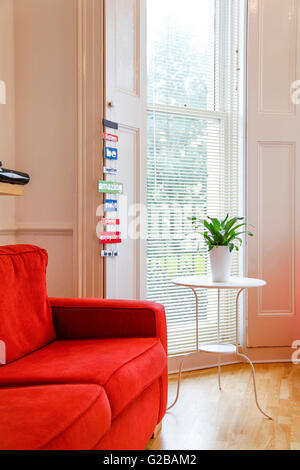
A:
0;338;167;419
0;245;55;364
0;384;111;450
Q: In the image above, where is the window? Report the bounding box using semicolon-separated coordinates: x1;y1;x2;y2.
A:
147;0;242;355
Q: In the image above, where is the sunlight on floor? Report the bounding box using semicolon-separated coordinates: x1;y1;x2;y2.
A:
147;363;300;450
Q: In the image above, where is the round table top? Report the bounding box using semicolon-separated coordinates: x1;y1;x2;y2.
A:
172;276;266;289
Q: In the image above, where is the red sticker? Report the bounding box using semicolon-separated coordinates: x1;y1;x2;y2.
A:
104;132;118;143
102;218;120;225
100;232;122;244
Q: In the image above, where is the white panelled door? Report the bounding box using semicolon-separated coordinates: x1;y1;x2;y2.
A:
248;0;300;346
105;0;146;299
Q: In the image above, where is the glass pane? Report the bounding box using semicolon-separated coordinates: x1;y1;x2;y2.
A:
147;0;216;111
147;111;239;355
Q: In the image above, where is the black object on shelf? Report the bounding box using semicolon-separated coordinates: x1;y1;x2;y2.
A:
0;162;30;186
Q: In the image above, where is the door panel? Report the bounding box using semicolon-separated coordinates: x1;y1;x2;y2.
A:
105;0;146;299
258;0;297;115
248;0;300;346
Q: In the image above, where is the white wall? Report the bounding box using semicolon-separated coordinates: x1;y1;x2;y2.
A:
14;0;76;297
0;0;76;297
0;0;16;245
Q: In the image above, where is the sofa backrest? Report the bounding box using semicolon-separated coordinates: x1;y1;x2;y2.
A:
0;245;56;364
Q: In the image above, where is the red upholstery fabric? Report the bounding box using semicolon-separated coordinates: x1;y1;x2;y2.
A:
95;380;160;450
0;338;166;420
51;298;168;422
0;384;111;450
0;244;168;450
51;298;167;349
0;245;55;363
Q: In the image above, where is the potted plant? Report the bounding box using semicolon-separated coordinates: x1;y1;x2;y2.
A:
188;214;253;282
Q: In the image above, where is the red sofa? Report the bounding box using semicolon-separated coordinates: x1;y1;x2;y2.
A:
0;245;168;450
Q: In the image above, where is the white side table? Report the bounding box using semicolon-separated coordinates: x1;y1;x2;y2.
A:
168;276;272;420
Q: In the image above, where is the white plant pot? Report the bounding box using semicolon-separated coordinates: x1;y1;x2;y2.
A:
209;246;232;282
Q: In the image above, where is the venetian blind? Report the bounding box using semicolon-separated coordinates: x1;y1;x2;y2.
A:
146;0;242;356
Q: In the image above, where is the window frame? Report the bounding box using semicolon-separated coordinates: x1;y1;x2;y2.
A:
144;0;246;361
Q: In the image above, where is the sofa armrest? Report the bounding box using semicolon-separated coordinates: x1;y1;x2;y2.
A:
51;297;168;424
50;298;167;352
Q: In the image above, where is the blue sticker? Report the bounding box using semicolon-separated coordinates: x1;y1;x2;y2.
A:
105;147;118;160
104;199;118;212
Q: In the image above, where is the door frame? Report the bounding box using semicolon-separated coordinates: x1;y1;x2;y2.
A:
74;0;105;298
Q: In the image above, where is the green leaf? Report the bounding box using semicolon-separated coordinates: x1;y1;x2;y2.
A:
203;220;213;233
227;230;251;243
203;233;214;245
229;222;247;233
187;215;254;252
207;217;221;231
221;214;230;227
224;217;245;233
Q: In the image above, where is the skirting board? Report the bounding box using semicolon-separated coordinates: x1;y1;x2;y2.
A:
168;347;294;375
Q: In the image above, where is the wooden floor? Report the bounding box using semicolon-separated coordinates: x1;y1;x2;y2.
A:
147;363;300;450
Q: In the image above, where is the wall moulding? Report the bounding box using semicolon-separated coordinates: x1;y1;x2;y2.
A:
0;225;73;236
257;141;296;317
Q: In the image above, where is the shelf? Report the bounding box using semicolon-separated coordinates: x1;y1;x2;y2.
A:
0;183;24;196
199;344;237;354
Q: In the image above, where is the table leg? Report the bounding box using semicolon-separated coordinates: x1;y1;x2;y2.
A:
191;287;199;352
167;353;193;411
167;287;199;411
236;351;272;420
217;288;222;391
235;288;272;420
